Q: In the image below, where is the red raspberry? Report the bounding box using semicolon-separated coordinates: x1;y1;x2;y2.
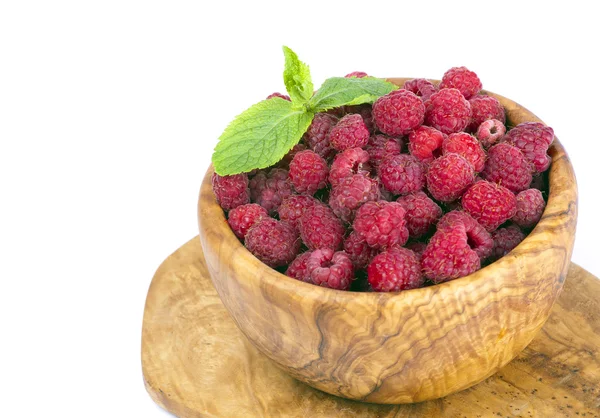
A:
344;104;375;133
245;218;300;268
249;168;293;214
437;210;493;259
266;92;291;101
303;113;338;160
442;132;486;172
404;78;438;101
467;95;506;132
367;247;423;292
408;125;446;164
353;201;409;249
289;150;329;195
227;203;268;239
329;114;370;151
512;188;545;228
343;231;378;269
396;191;443;238
277;143;307;169
364;134;403;169
439;66;482;99
462;180;517;231
212;172;250;211
329;174;380;223
372;89;425;136
426;153;475;202
424;88;472;134
482;143;532;193
422;223;481;283
476;119;506;149
299;203;345;251
491;225;525;260
277;195;318;231
286;252;312;282
345;71;368;78
378;154;426;195
505;122;554;173
305;249;354;290
329;147;371;188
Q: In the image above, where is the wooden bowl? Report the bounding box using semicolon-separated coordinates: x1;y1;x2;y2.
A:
197;79;578;404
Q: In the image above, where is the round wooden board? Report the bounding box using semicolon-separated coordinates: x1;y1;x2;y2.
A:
142;238;600;417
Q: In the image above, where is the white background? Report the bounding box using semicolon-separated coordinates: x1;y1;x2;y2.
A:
1;1;598;416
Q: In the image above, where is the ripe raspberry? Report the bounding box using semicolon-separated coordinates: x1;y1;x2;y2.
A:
329;147;371;188
245;218;300;268
404;78;438;101
266;92;291;101
249;168;293;214
490;225;525;260
364;134;403;169
462;180;517;231
482;143;532;193
426;153;475;202
408;125;446;163
439;66;482;99
396;191;443;238
289;150;329;195
476;119;506;148
505;122;554;173
212;172;250;211
353;201;409;249
512;188;545;228
329;174;380;223
442;132;486;172
299;203;345;251
285;252;312;282
305;249;354;290
329;114;370;151
437;210;493;259
303;113;338;160
345;71;368;78
422;223;481;283
344;104;375;133
378;154;426;195
372;89;425;136
277;143;307;169
424;88;472;134
227;203;268;239
277;195;318;231
467;95;506;132
367;247;423;292
343;231;378;269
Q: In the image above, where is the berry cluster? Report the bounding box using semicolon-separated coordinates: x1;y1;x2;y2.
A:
213;67;552;291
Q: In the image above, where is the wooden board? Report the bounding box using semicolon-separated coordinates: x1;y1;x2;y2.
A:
142;238;600;417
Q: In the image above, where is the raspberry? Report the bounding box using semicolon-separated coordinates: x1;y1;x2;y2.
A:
476;119;506;148
329;114;370;151
437;210;493;259
211;172;250;211
367;247;423;292
299;203;345;251
285;252;312;282
426;153;475;202
490;225;525;260
364;134;403;169
462;180;517;231
424;88;472;134
343;231;378;269
305;249;354;290
378;154;426;195
482;143;532;193
329;174;380;223
353;201;409;249
467;95;506;132
227;203;268;239
329;147;371;188
345;71;368;78
396;191;443;238
277;195;318;231
439;66;482;99
442;132;486;172
422;223;481;283
344;104;375;133
505;122;554;173
266;92;291;101
249;168;293;214
512;188;545;228
408;125;446;163
303;113;338;160
245;218;300;268
404;78;438;101
289;150;329;195
372;89;425;136
277;143;307;169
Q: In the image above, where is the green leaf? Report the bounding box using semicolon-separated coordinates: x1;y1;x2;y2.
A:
282;46;313;106
309;77;398;112
212;98;314;176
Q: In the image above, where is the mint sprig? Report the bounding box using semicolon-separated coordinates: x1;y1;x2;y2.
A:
212;47;398;176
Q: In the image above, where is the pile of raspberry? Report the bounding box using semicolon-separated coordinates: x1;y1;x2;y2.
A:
212;67;552;292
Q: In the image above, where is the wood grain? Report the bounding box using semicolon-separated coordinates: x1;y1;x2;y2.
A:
196;79;578;403
142;238;600;417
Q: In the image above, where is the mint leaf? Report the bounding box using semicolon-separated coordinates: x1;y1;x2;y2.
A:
282;46;313;106
309;77;398;112
212;98;314;176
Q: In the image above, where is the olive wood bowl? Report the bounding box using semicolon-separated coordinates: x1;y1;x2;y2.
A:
197;78;578;404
